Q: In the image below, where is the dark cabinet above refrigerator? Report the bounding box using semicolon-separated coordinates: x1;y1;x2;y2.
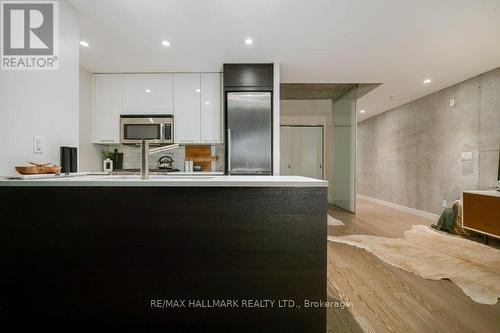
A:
223;64;274;90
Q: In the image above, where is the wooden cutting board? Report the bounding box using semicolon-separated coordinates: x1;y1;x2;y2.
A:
184;145;217;171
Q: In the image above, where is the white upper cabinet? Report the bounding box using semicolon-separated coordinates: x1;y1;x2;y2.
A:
122;74;173;115
173;73;201;143
93;74;122;143
92;72;221;145
200;73;222;143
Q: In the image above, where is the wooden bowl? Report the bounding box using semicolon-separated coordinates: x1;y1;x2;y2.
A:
15;166;43;175
43;165;62;174
15;164;61;175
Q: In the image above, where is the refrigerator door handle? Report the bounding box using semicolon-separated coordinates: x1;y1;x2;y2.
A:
227;128;231;172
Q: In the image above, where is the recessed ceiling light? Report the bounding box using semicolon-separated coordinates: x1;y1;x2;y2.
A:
360;110;366;114
79;40;90;47
195;88;201;93
161;40;171;47
204;101;210;105
145;89;151;93
244;38;254;45
423;79;432;84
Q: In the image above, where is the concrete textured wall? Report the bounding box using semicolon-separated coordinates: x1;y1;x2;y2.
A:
358;67;500;215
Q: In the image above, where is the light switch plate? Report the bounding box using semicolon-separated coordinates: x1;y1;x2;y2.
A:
33;136;43;154
449;99;455;107
461;151;472;161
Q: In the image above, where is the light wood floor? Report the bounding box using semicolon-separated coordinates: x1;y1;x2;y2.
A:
326;197;500;333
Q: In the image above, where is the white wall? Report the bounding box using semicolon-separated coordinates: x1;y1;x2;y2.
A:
0;1;79;176
79;67;101;171
280;100;333;201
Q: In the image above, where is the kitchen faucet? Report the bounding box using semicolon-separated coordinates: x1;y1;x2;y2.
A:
140;140;180;179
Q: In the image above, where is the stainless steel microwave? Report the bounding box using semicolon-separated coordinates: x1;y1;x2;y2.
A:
120;115;173;144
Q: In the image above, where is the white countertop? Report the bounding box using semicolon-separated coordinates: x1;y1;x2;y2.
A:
0;174;328;187
161;172;224;176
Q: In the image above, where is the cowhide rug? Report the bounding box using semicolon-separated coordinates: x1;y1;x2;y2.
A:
328;225;500;305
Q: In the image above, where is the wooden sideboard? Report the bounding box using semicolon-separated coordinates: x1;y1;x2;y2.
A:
462;190;500;239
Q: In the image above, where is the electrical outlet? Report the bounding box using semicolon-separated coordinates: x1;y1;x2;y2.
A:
33;136;43;154
461;151;473;161
449;99;455;107
442;200;447;208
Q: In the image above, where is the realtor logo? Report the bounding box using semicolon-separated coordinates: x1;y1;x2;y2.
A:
1;1;59;70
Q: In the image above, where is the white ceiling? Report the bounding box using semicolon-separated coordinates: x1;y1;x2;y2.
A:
70;0;500;121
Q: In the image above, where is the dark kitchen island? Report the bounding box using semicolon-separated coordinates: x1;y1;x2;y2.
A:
0;175;327;331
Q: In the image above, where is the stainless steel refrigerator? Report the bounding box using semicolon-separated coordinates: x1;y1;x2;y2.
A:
226;92;272;175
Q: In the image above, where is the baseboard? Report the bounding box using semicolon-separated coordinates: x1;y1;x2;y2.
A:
357;194;439;221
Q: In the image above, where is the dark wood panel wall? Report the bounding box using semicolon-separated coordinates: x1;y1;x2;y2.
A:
0;186;327;331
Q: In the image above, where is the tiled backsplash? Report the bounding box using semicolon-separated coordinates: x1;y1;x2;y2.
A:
99;144;225;172
212;145;225;172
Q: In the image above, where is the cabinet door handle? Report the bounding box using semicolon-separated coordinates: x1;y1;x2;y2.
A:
180;139;194;143
203;139;218;143
100;139;116;143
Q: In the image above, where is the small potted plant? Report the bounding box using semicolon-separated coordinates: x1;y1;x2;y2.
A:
102;151;114;172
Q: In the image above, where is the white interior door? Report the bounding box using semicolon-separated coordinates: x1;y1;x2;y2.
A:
280;126;323;179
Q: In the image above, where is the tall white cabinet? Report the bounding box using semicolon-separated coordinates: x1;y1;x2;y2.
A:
173;73;222;144
200;73;222;143
93;74;122;144
173;73;201;143
92;72;222;144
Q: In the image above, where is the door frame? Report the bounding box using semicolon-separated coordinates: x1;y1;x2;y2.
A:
280;125;325;179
